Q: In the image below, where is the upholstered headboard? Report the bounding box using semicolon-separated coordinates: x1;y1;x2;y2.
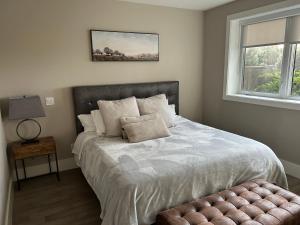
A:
72;81;179;134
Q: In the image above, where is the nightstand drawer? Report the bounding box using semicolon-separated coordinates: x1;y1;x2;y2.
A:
13;145;55;159
12;136;56;160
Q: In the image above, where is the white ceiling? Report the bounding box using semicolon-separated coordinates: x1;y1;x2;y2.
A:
118;0;235;11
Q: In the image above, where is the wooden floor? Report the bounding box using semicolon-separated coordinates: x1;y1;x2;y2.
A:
13;169;101;225
13;169;300;225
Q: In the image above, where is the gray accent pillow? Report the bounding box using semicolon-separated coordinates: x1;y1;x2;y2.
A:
121;114;171;143
98;97;140;137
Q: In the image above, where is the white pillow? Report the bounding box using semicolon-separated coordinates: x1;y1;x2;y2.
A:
168;104;176;117
77;114;96;132
98;97;140;137
91;110;105;136
121;114;171;143
137;94;175;127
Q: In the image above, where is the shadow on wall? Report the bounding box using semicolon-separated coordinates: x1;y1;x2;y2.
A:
0;98;9;118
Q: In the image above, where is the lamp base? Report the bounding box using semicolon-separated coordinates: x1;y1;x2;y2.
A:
17;119;42;145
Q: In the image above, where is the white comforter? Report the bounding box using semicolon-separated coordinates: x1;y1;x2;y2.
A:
72;116;287;225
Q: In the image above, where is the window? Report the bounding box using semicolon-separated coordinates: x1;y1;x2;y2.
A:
240;16;300;97
292;44;300;96
224;2;300;110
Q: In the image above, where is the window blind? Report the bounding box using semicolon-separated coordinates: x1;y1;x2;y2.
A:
242;18;286;47
287;16;300;43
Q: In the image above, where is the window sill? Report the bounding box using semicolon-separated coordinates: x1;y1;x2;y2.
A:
223;94;300;110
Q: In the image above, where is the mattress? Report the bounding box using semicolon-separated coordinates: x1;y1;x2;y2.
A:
72;116;287;225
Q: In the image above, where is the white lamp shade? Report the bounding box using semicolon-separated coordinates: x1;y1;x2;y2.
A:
9;96;45;120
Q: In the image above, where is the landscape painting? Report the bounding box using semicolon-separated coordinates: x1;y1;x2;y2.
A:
90;30;159;61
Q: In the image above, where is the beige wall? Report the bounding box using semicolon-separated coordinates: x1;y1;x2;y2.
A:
0;110;9;224
203;0;300;165
0;0;204;161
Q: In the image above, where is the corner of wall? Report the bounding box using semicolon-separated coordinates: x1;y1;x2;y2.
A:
4;178;13;225
280;158;300;180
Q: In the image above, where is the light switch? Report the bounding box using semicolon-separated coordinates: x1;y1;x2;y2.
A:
45;97;55;106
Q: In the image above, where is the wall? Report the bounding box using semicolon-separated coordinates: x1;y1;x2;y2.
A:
203;0;300;166
0;109;10;225
0;0;204;164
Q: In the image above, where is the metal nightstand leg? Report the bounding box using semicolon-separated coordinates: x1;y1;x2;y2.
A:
22;159;27;179
54;153;60;181
14;160;20;191
48;154;52;173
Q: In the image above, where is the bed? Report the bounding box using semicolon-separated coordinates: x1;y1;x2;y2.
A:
72;81;287;225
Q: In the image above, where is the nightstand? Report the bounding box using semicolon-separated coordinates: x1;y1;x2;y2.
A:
11;136;60;190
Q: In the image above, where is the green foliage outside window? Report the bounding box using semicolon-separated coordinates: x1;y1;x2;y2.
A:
244;45;300;95
292;70;300;96
254;70;280;93
254;70;300;95
245;46;283;68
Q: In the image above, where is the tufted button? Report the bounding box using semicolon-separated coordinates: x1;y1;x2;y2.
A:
157;180;300;225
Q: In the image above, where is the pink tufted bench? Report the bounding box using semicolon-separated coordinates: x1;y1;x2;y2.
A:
157;180;300;225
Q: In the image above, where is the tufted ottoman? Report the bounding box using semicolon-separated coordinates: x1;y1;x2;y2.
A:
157;180;300;225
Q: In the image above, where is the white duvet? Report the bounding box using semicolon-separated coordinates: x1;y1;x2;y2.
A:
72;116;287;225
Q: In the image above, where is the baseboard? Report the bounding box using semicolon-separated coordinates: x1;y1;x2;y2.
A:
280;158;300;180
4;178;13;225
12;157;78;181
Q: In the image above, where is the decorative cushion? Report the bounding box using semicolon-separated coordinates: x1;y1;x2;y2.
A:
121;113;171;143
120;113;158;129
137;94;175;127
91;110;105;136
98;97;140;137
120;105;175;139
77;114;96;132
120;113;155;139
157;179;300;225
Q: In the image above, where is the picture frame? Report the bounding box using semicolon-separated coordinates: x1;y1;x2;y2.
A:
90;30;159;62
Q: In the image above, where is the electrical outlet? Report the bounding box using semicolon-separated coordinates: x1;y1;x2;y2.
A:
45;97;55;106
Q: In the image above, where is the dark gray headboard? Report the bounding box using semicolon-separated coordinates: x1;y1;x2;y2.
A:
72;81;179;134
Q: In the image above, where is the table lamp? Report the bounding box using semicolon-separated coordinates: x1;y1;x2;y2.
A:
9;95;46;144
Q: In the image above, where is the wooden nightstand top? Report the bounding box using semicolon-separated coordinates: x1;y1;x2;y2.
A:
11;136;56;160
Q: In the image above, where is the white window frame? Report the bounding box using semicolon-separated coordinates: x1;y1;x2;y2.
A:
223;0;300;110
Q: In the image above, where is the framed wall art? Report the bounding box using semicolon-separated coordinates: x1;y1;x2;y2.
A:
90;30;159;61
